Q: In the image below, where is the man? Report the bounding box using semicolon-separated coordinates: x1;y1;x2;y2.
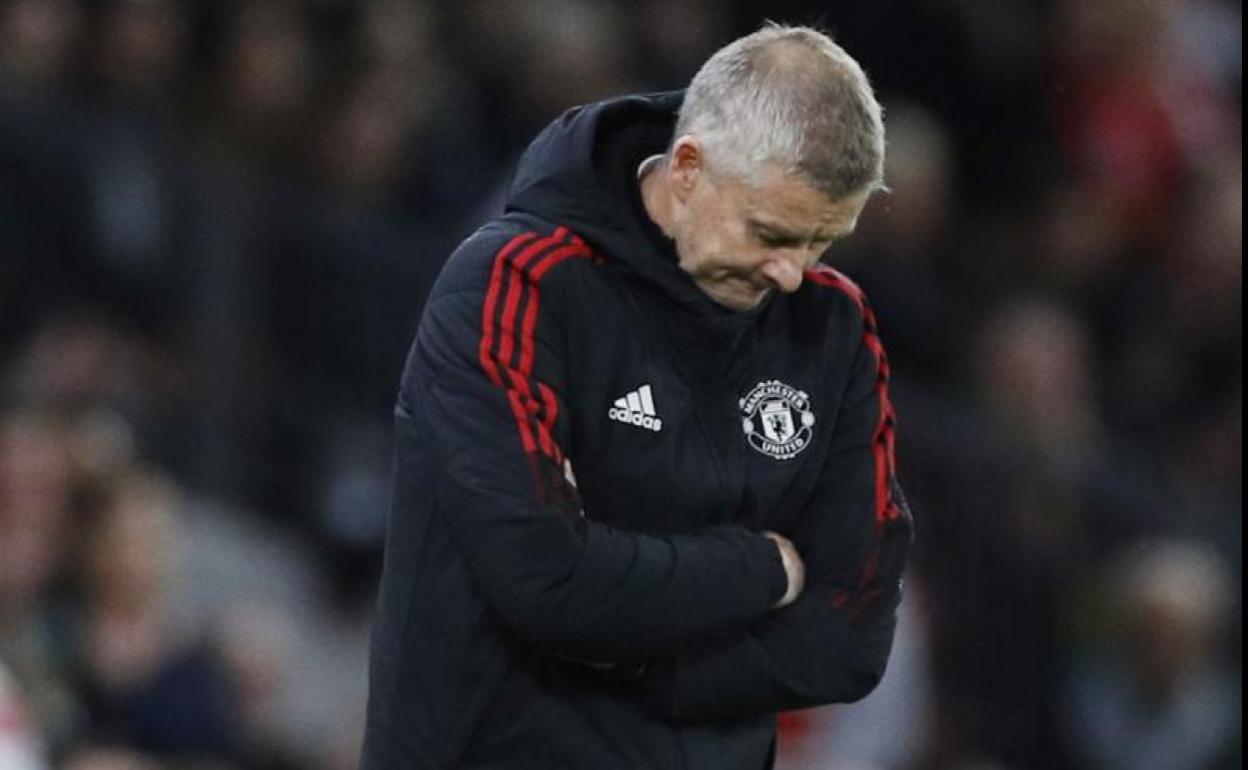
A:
363;24;913;770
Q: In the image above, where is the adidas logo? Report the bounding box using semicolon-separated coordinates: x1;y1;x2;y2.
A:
608;384;663;432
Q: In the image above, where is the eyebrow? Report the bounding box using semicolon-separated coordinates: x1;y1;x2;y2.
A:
748;218;844;243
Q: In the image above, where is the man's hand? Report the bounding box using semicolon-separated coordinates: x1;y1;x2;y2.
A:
763;532;805;609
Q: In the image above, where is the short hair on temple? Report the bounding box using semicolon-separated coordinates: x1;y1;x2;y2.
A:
675;23;886;199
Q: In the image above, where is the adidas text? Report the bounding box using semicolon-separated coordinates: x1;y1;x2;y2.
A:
608;384;663;432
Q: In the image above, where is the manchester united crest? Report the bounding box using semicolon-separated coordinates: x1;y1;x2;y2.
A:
739;380;815;460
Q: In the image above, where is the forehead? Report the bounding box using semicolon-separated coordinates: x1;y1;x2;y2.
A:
733;166;868;233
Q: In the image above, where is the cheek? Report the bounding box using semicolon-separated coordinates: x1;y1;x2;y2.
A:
692;211;736;257
673;212;711;270
673;196;743;274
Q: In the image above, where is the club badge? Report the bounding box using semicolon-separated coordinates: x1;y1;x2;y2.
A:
739;380;815;460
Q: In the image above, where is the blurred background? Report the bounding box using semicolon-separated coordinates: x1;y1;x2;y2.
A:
0;0;1240;768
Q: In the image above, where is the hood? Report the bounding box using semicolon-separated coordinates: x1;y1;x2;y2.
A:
505;92;768;328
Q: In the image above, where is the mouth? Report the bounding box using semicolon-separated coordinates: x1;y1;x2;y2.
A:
689;269;771;310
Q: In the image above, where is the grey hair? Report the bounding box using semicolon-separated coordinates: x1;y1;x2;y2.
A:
674;23;886;199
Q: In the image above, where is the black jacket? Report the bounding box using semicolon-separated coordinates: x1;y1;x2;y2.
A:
362;92;913;770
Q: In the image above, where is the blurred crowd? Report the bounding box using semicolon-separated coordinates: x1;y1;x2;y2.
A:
0;0;1240;769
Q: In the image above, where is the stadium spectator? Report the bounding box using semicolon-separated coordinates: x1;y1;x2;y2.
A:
70;469;242;763
1066;540;1240;770
0;407;83;755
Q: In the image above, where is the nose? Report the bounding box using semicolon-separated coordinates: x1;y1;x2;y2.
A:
758;255;805;293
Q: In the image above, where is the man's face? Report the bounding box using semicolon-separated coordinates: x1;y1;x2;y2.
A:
669;160;870;311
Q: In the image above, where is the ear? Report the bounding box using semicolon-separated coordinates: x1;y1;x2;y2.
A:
668;135;704;203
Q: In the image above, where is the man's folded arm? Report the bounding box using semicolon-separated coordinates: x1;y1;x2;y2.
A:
398;230;788;663
642;318;915;721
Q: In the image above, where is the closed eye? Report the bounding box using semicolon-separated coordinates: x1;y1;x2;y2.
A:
750;219;846;252
760;233;802;248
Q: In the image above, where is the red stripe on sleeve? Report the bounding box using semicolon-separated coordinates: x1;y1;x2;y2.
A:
496;228;569;368
518;245;583;372
479;232;538;387
518;244;592;457
509;241;592;460
480;230;563;454
478;227;591;463
805;266;901;525
507;389;537;453
495;230;571;460
536;382;562;463
518;242;593;377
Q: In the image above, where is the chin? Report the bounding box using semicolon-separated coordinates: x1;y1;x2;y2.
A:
713;289;769;311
